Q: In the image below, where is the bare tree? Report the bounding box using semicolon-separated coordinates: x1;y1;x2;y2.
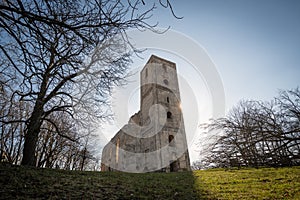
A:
0;0;181;166
200;87;300;168
0;92;30;164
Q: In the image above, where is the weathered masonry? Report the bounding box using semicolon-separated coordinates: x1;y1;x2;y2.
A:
101;55;191;172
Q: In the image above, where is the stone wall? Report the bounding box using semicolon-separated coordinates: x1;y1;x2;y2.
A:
101;55;191;172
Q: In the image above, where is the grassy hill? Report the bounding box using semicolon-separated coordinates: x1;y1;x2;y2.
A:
0;164;299;199
194;167;300;199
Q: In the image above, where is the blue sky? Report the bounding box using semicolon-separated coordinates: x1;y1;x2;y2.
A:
100;0;300;163
154;0;300;109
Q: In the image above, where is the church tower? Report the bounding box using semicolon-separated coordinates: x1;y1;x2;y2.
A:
101;55;191;172
139;55;190;172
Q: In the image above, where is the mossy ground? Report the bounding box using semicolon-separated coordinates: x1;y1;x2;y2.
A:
1;163;299;199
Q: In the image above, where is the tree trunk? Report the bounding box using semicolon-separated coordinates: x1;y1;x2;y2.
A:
80;147;87;171
21;101;43;166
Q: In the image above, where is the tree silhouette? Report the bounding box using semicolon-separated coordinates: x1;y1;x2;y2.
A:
0;0;180;166
199;87;300;168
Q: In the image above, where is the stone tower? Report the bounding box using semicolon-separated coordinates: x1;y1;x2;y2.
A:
101;55;190;172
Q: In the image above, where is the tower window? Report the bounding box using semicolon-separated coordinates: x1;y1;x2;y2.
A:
169;135;175;147
163;79;168;85
167;97;169;103
145;68;148;77
167;111;172;119
169;135;174;143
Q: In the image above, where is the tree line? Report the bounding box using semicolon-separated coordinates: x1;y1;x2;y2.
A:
0;90;99;170
194;87;300;169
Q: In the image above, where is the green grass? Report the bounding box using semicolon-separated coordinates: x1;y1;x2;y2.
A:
1;164;299;199
194;167;300;200
0;163;198;199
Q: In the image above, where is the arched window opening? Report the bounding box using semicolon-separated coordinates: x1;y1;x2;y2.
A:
167;111;172;119
145;68;148;77
167;97;169;103
169;135;175;147
169;135;174;143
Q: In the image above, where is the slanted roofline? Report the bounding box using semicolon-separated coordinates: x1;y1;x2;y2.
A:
145;55;176;70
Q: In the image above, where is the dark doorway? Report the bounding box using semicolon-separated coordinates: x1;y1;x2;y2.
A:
170;161;178;172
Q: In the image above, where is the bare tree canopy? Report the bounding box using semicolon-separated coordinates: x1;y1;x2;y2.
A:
198;87;300;169
0;0;180;167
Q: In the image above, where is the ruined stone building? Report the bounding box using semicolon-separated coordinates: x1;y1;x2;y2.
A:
101;55;191;172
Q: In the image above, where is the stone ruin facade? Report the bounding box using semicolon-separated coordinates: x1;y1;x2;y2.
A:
101;55;191;172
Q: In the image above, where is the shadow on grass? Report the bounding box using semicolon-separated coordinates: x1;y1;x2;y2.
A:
0;163;201;199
